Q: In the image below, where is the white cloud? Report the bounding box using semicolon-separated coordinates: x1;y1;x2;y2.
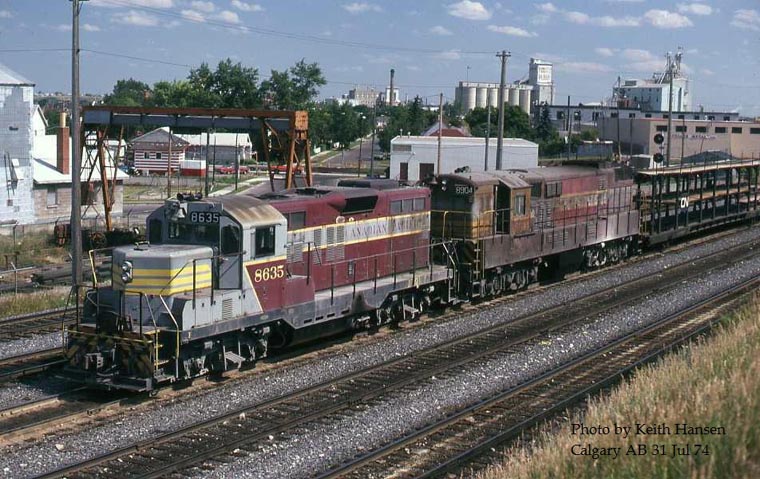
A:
113;10;161;27
91;0;173;8
677;3;713;16
447;1;491;21
622;48;656;62
530;14;550;25
0;10;12;18
429;25;453;35
436;49;462;60
343;2;382;14
231;0;263;12
191;1;215;13
487;25;537;37
564;11;640;27
731;9;760;32
701;68;715;76
643;9;693;28
407;65;421;71
595;47;616;57
214;10;241;23
54;24;72;32
83;23;102;32
536;3;557;14
557;62;613;73
181;9;206;22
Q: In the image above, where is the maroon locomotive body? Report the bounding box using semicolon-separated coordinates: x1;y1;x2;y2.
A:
426;163;640;297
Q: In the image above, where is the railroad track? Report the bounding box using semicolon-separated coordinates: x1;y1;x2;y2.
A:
321;274;760;479
0;307;75;341
36;237;759;479
0;349;66;383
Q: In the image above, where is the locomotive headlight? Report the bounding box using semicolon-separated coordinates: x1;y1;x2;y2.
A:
121;261;133;283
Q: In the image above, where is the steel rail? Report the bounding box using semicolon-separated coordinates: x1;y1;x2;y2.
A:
34;239;760;479
323;275;760;479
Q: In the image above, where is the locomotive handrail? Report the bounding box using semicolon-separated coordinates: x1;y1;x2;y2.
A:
157;294;181;379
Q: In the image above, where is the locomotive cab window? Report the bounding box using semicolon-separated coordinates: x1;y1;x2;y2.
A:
148;219;163;244
514;194;526;216
221;225;241;255
255;226;276;257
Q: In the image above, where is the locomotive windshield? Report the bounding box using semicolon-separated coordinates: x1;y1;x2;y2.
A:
167;222;219;244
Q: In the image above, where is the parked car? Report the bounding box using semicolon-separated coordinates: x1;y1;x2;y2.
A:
270;163;303;174
215;165;250;175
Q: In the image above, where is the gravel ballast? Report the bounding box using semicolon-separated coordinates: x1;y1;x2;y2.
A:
199;255;760;478
0;226;758;478
0;332;61;362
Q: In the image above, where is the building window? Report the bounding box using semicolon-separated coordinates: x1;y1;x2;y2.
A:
156;152;162;160
46;187;57;207
663;114;669;119
143;152;149;159
723;116;730;121
708;115;715;120
696;126;708;133
514;195;526;216
732;127;743;134
656;125;668;132
645;113;652;118
715;127;727;134
677;114;685;120
693;115;700;120
628;113;636;118
610;112;618;118
393;144;412;152
556;111;565;120
750;128;760;135
675;125;686;133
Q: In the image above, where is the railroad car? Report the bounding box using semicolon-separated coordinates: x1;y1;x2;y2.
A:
65;159;760;391
425;164;639;297
66;186;453;391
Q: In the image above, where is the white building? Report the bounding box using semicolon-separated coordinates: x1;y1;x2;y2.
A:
528;58;554;106
390;136;538;182
613;49;692;112
0;63;35;225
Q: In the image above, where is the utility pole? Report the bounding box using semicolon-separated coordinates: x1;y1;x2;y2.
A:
666;53;674;167
566;95;571;162
369;103;377;177
484;106;491;171
495;50;510;170
167;127;173;198
71;0;84;292
204;129;210;196
437;92;443;174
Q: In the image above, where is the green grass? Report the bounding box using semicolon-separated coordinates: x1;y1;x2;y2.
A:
480;294;760;479
0;232;68;267
0;287;71;317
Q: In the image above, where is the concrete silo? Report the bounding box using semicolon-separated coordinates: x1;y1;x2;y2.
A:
518;88;532;114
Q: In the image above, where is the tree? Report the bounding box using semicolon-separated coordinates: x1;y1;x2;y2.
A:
103;78;151;106
261;59;326;110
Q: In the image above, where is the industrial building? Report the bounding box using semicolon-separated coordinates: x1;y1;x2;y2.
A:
613;50;691;112
598;117;760;160
389;136;538;182
454;58;554;114
347;86;379;107
544;103;740;133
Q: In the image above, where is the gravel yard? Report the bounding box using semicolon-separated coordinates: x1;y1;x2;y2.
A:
0;226;757;478
0;333;61;362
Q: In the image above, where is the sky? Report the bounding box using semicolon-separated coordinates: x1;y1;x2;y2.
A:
0;0;758;115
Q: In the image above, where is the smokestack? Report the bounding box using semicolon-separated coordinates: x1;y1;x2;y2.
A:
57;112;70;175
389;68;395;106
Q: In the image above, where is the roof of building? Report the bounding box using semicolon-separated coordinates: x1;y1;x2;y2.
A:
422;122;470;138
391;135;537;148
32;134;128;185
130;127;190;147
175;132;252;148
0;63;33;86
